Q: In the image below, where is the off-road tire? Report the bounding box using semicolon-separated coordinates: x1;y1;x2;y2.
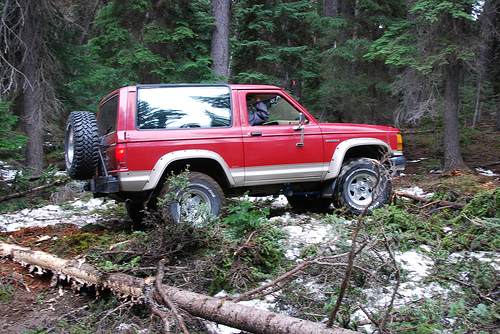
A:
126;201;146;228
159;172;226;222
65;111;99;180
333;158;392;215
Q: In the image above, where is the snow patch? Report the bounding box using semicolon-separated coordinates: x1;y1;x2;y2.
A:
397;186;434;198
475;167;499;177
0;198;119;232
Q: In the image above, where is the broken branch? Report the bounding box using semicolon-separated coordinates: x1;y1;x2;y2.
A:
0;177;70;202
394;191;465;209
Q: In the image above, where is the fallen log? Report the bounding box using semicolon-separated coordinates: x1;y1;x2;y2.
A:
0;242;359;334
394;191;465;210
0;177;70;203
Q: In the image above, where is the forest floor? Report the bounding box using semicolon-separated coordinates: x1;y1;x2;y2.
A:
0;117;499;334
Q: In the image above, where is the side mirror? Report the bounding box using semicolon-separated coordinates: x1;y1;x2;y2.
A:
299;113;306;125
293;113;306;147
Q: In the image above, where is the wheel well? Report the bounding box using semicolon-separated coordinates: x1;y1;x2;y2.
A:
163;158;229;191
343;145;387;164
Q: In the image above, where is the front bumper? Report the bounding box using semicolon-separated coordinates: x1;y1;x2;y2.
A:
389;156;406;174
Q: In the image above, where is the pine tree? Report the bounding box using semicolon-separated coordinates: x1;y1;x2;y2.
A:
211;0;231;80
0;0;64;174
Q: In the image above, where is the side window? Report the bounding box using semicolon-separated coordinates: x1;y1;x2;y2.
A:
247;93;306;126
98;95;118;136
137;86;231;129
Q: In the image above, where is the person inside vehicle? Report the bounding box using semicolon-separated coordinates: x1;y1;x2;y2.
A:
247;94;269;125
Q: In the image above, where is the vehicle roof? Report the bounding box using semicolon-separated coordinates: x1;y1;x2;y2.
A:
120;83;282;91
228;84;282;90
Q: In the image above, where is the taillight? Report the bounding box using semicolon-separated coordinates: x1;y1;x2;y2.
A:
115;143;127;168
397;133;403;151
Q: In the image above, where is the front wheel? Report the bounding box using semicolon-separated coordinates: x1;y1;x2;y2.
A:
333;158;392;215
159;172;226;222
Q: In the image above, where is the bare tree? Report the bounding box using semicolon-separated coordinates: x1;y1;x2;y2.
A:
211;0;231;81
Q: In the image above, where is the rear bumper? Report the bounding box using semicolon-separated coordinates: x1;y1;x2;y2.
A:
85;175;120;194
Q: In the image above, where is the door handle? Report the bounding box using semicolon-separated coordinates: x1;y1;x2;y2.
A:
251;132;262;136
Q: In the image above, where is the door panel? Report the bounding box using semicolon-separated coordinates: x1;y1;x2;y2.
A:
239;91;325;184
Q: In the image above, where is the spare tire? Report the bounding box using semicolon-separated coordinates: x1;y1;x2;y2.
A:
65;111;99;180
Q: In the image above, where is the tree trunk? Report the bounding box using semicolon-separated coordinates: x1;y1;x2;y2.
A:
479;0;498;77
406;0;418;21
210;0;231;81
443;59;467;171
19;0;44;175
477;0;498;126
0;242;360;334
496;96;500;131
323;0;338;18
482;0;500;131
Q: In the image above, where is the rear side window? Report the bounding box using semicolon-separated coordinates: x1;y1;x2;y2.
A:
98;95;119;136
136;86;231;129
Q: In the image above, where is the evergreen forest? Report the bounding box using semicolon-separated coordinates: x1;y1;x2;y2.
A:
1;0;500;173
1;2;500;333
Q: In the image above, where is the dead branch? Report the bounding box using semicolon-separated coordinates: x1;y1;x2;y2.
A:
0;177;70;202
232;260;309;303
475;161;500;168
155;259;189;334
147;291;173;334
0;242;360;334
394;191;465;209
326;209;366;327
357;302;381;328
378;234;401;332
327;163;382;327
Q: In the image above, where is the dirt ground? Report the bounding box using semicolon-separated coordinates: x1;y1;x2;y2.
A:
0;225;104;334
0;258;93;333
0;119;499;333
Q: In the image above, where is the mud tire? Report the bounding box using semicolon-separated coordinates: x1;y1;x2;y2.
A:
333;158;392;215
126;201;147;228
159;172;226;222
65;111;99;180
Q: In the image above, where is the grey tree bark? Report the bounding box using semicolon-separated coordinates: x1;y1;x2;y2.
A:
476;0;499;128
19;0;44;174
211;0;231;81
443;59;468;171
1;0;63;175
323;0;338;18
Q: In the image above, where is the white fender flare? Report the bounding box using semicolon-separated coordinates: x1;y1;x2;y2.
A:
141;150;236;191
326;138;393;179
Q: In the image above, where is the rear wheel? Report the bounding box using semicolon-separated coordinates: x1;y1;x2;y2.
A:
126;201;146;228
333;158;392;215
159;172;226;222
65;111;99;180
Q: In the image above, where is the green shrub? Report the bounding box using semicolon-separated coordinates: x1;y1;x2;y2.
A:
0;101;27;161
443;188;500;251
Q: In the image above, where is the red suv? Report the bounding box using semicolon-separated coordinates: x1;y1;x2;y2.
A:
65;84;405;221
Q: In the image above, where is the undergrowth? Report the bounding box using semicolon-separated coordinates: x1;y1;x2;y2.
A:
1;168;499;333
